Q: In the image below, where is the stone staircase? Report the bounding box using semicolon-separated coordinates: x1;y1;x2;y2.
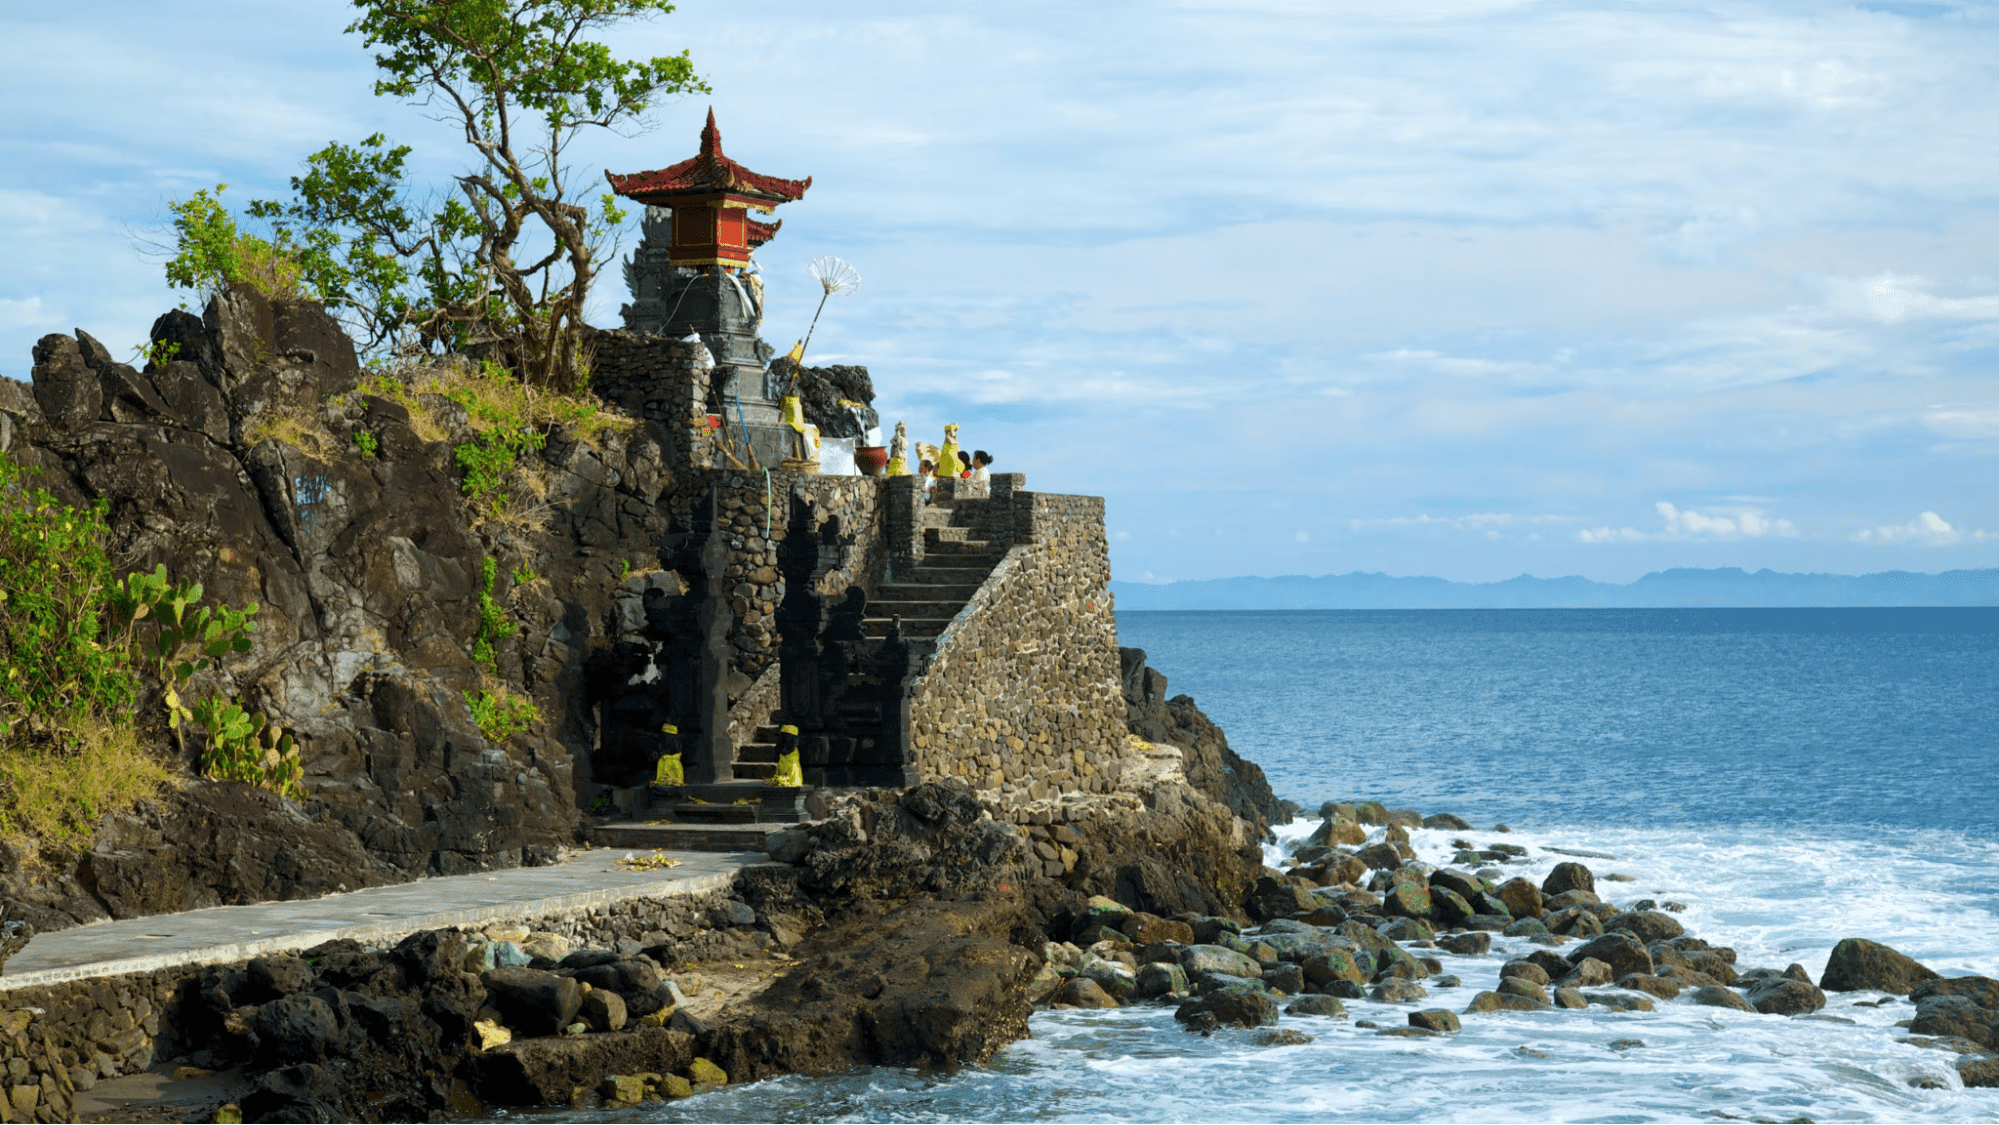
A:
592;491;1013;852
864;492;1010;648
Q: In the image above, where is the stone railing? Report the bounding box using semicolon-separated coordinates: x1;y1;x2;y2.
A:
904;490;1133;801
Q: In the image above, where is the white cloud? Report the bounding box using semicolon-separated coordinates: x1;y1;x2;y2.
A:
1349;513;1574;530
1924;410;1999;439
1852;511;1990;545
1821;273;1999;325
1579;501;1797;543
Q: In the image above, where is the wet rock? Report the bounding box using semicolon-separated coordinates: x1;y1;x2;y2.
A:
1744;977;1825;1016
1262;963;1305;995
1421;813;1472;830
1437;932;1490;956
1604;911;1684;943
1355;843;1404;871
1911;976;1999;1010
1524;950;1572;978
1180;944;1262;980
1176;984;1278;1029
1371;979;1429;1004
1585;992;1655;1012
1135;962;1189;1000
1058;978;1118;1009
1409;1008;1461;1033
1499;960;1550;987
1496;878;1543;919
1609;1037;1646;1050
581;989;628;1032
1543;889;1601;913
1426;887;1474;925
1820;938;1940;995
1504;917;1551;939
1285;995;1346;1017
1958;1055;1999;1088
1689;985;1755;1013
473;1026;696;1108
1541;862;1596;897
482;968;584;1038
1377;917;1435;943
1553;987;1588;1009
1909;995;1997;1048
1295;948;1366;992
1465;990;1548;1013
1557;957;1614;988
1497;978;1552;1005
1567;933;1654;981
1616;974;1682;1001
1253;1029;1315;1047
1120;912;1195;946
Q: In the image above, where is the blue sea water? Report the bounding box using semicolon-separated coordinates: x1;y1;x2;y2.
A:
1118;608;1999;836
600;608;1999;1124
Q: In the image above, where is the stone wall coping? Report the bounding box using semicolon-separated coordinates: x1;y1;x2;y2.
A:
0;850;754;992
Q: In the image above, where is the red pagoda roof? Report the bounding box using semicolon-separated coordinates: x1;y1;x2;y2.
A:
605;109;811;206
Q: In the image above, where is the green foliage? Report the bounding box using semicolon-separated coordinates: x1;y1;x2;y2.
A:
617;557;631;581
106;564;258;740
353;431;380;457
130;340;182;370
470;557;516;671
0;456;135;740
163;185;327;303
512;562;538;585
191;696;305;800
233;0;713;385
462;685;539;742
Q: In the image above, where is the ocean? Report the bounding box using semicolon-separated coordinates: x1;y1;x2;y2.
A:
608;608;1999;1123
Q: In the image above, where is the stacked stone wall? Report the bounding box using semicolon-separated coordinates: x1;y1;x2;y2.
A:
906;492;1133;800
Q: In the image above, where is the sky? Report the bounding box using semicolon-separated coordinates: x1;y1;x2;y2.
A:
3;0;1997;584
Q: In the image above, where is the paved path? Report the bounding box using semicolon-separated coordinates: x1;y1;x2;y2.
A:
0;846;761;991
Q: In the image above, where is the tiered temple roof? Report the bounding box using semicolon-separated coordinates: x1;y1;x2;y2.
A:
605;109;812;208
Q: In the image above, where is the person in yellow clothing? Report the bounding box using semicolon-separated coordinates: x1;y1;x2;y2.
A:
938;424;961;483
770;725;804;787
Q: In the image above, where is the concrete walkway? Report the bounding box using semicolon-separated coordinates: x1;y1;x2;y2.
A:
0;846;761;991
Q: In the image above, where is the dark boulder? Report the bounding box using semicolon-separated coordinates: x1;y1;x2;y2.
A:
1567;933;1654;981
1409;1008;1461;1033
1176;983;1279;1029
1604;911;1684;943
482;968;583;1037
1744;977;1825;1016
1541;862;1595;897
1496;878;1542;919
1285;994;1346;1017
1910;995;1997;1048
1690;985;1755;1012
1912;976;1999;1010
1437;932;1490;956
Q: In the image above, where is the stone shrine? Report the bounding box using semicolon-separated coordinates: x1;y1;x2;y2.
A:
606;109;813;468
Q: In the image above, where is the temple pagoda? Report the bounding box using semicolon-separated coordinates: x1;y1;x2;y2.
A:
605;109;811;269
606;112;813;467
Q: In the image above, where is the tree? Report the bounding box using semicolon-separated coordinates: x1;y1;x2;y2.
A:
173;0;708;387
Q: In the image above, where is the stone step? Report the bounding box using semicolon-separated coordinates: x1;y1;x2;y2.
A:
924;527;984;544
593;821;788;854
861;616;951;638
875;581;982;600
897;565;993;583
866;598;965;619
731;761;778;781
648;782;807;819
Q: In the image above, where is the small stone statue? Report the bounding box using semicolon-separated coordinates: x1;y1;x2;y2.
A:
939;424;962;479
887;421;909;476
0;919;33;976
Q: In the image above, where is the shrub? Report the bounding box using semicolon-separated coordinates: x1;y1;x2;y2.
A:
463;686;539;743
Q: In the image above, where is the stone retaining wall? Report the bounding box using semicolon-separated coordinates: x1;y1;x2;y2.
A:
907;491;1133;800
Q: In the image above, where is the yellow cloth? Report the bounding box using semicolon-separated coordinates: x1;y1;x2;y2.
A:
654;753;683;786
938;424;961;481
886;456;906;476
769;749;803;788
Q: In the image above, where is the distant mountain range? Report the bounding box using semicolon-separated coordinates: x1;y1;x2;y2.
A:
1110;567;1999;610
